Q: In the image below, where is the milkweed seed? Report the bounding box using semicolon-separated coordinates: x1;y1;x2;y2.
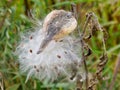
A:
30;36;33;39
36;69;39;72
29;49;32;53
34;65;37;68
64;51;67;54
57;55;61;58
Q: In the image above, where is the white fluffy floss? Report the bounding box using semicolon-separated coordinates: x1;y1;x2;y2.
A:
15;25;85;83
15;11;85;83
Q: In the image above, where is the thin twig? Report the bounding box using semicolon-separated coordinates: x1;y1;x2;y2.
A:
71;4;92;90
80;12;95;90
71;3;78;20
85;12;108;89
80;12;93;90
0;12;8;30
71;4;83;89
0;72;4;90
82;12;93;37
71;3;81;35
24;0;32;18
109;54;120;90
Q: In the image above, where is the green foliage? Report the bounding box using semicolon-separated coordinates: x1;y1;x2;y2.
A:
0;0;120;90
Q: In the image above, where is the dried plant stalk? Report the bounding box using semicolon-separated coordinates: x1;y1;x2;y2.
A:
0;72;4;90
109;54;120;90
74;10;108;90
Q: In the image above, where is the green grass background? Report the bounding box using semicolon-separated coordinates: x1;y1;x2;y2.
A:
0;0;120;90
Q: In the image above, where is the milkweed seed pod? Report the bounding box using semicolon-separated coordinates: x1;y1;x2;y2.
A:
15;10;85;83
37;10;77;54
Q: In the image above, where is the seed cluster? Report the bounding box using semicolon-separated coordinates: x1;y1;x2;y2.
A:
15;27;84;83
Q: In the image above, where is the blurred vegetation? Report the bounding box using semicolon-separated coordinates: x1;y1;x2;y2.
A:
0;0;120;90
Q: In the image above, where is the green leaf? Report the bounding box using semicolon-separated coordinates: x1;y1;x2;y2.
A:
6;84;20;90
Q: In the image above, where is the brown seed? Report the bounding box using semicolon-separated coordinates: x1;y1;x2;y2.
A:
58;72;60;76
64;51;67;54
59;40;63;42
34;65;37;68
29;49;32;53
57;55;61;58
36;69;39;72
30;36;33;39
54;66;57;70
